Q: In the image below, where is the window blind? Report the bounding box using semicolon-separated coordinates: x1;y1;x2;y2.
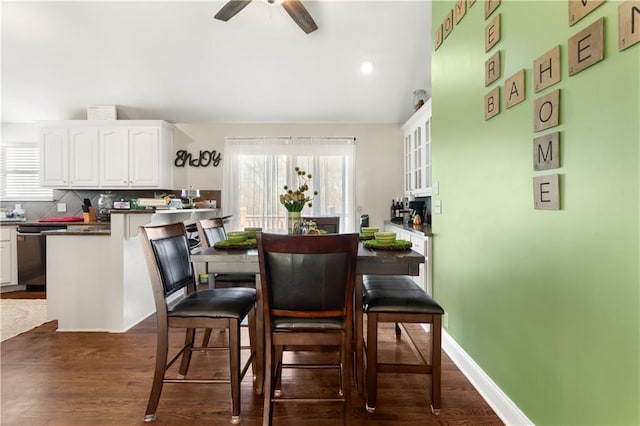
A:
0;141;54;201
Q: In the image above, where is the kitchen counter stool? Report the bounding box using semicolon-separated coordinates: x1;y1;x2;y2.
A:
196;218;257;348
196;218;257;289
257;233;359;426
360;274;444;415
139;222;256;424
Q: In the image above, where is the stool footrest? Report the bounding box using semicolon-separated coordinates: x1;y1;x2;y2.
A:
378;363;432;374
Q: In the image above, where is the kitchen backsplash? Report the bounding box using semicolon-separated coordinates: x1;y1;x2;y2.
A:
0;189;221;222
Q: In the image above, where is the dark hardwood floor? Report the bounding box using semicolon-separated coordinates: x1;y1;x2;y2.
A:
1;303;503;425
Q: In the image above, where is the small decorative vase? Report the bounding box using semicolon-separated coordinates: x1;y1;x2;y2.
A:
287;210;302;234
413;89;427;111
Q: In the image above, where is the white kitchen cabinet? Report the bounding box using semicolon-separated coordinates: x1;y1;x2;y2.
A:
0;227;18;286
401;98;432;197
101;125;172;188
39;121;174;189
128;127;163;187
40;127;100;187
99;127;129;187
69;127;100;187
39;127;69;187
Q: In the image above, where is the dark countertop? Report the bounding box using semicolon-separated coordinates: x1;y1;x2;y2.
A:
110;209;156;214
384;220;433;237
43;226;111;236
1;220;109;227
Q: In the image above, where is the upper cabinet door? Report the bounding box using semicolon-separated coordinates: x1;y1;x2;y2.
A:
128;127;160;187
404;132;412;194
401;99;432;197
423;114;431;193
69;127;99;187
40;127;69;187
100;127;130;187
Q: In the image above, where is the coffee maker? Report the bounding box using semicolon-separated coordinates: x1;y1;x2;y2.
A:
408;201;425;225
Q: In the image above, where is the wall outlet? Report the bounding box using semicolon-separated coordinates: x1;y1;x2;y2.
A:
57;203;66;212
443;311;449;329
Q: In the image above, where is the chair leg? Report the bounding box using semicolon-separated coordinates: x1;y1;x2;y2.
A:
199;273;216;349
229;320;242;424
247;306;257;381
144;323;169;422
177;328;196;379
342;332;352;425
274;345;284;397
365;313;378;413
355;275;364;394
431;315;442;415
262;335;274;426
201;328;212;348
394;322;402;338
255;275;265;396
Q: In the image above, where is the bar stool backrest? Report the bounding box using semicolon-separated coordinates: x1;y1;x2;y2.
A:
197;218;227;248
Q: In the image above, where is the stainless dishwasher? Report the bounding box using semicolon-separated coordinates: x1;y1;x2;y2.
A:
16;225;67;287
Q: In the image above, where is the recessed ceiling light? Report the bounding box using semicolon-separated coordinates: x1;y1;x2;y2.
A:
360;61;374;75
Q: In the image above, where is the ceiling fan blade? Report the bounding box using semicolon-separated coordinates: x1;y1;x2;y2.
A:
282;0;318;34
214;0;253;22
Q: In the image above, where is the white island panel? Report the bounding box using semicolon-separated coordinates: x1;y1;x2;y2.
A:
47;234;114;331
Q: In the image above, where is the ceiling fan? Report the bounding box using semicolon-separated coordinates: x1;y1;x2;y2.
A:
214;0;318;34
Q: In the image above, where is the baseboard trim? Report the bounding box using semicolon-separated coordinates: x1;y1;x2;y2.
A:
426;325;534;425
0;284;27;293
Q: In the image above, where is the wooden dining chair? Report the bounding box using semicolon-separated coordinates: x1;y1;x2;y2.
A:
196;218;257;289
303;216;340;233
257;232;359;426
139;222;257;424
196;218;258;348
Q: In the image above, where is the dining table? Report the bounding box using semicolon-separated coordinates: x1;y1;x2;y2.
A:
190;239;425;396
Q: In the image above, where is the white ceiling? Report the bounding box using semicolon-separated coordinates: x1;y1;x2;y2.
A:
1;1;431;124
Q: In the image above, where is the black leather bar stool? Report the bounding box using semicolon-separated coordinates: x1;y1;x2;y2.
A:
361;275;444;415
139;223;256;424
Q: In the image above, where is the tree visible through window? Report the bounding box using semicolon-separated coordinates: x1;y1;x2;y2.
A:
223;137;355;233
0;141;53;201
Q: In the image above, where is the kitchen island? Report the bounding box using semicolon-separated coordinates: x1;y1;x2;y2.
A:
45;208;221;332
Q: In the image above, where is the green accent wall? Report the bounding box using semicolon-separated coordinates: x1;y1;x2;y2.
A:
431;1;639;425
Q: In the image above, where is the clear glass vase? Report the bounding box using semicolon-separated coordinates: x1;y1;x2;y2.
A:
287;211;302;234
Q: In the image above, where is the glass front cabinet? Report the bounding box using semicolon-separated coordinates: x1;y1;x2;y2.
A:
401;98;432;197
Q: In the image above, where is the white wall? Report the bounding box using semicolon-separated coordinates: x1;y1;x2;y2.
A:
173;123;404;230
1;123;37;141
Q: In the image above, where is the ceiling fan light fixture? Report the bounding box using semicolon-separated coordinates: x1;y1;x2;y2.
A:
215;0;317;34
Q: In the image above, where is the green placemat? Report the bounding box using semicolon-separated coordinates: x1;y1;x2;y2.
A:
362;239;412;251
214;238;257;249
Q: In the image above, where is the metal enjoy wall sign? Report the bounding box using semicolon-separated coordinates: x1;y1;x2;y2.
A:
174;150;222;167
